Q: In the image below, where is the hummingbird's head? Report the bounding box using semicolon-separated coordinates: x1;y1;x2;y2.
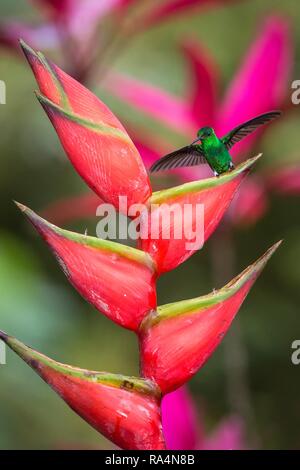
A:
197;127;214;139
192;127;215;144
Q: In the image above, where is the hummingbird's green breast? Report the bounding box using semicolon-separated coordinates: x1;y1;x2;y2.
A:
200;135;232;174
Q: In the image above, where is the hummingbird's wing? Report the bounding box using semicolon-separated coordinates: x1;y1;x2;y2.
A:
221;111;281;150
150;145;206;173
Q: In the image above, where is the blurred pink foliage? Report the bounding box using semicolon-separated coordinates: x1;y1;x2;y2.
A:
0;0;235;53
162;386;244;450
108;16;298;226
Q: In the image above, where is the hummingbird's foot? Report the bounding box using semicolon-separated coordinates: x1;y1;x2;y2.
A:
229;161;235;171
213;171;220;177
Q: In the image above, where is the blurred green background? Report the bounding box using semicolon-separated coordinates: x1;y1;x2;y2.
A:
0;0;299;449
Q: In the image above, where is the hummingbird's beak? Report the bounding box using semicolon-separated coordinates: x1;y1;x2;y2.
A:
192;137;202;145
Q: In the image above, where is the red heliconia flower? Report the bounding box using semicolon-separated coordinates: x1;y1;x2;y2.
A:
0;331;165;450
107;16;294;226
19;39;256;276
1;35;284;450
139;241;281;394
16;203;157;331
20;41;151;213
139;156;260;273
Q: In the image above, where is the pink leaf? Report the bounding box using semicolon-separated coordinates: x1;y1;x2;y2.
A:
162;386;202;450
266;165;300;196
106;73;196;135
230;176;268;226
182;38;219;127
218;16;292;156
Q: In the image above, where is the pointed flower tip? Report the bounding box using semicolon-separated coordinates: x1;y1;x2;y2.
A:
13;200;27;212
14;201;46;228
35;91;52;112
35;90;48;106
19;38;38;61
35;92;59;115
139;241;282;393
239;153;262;172
256;239;282;268
0;330;8;342
15;202;55;238
224;240;282;293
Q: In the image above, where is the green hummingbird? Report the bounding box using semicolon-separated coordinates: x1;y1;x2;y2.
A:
150;111;281;176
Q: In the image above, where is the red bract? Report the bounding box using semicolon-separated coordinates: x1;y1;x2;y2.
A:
230;176;268;227
20;41;151;213
16;203;157;331
139;156;260;274
139;242;281;394
0;331;165;450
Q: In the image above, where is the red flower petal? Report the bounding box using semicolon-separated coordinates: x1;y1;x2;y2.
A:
139;242;281;394
16;203;157;331
0;331;165;450
139;156;260;274
20;41;151;212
